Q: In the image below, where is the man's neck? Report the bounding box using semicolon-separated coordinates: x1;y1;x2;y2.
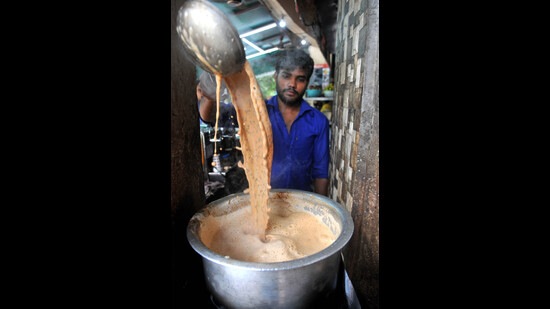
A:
277;97;301;114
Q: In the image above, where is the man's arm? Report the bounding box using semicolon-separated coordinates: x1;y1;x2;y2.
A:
198;96;217;124
314;178;329;196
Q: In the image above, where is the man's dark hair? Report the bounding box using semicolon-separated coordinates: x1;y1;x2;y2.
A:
274;48;314;80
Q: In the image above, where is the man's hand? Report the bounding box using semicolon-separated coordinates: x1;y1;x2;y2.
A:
199;71;229;102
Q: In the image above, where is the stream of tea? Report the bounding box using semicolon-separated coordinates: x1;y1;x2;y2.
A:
216;62;272;238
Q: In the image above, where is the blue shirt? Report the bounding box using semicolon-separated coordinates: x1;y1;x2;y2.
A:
266;95;330;192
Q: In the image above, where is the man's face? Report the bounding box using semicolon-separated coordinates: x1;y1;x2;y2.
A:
275;68;309;107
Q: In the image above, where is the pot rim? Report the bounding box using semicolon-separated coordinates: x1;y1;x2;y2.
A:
186;189;354;270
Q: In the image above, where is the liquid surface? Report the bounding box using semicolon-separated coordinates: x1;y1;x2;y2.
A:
200;199;337;263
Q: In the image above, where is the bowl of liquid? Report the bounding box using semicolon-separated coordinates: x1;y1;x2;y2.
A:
186;189;354;309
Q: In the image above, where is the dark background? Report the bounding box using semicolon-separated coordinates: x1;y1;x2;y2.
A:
8;1;543;308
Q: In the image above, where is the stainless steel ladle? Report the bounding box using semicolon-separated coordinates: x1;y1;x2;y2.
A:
176;0;246;76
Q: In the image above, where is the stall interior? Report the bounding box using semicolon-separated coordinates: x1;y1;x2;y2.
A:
200;121;247;201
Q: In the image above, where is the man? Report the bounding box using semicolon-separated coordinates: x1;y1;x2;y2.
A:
198;48;330;196
266;48;330;196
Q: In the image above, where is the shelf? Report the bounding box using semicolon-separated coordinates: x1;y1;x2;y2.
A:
304;97;333;102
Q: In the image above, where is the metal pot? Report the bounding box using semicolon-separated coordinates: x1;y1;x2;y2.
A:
187;189;354;309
